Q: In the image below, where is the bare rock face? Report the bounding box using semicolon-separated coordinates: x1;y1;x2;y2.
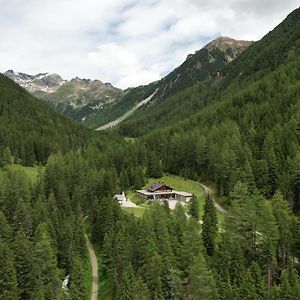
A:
204;36;254;61
4;70;66;93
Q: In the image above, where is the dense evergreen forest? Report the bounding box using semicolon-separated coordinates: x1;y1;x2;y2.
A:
0;74;91;166
1;6;300;300
118;8;300;211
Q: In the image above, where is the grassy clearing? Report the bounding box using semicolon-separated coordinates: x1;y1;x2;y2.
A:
122;207;147;218
147;174;206;215
0;164;43;183
127;174;224;225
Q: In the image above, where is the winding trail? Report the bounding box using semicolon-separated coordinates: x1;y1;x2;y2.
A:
170;175;226;214
199;183;226;214
85;234;99;300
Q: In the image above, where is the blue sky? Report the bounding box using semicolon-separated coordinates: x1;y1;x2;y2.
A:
0;0;299;88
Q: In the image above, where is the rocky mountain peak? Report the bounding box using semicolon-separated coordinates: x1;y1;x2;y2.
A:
4;70;66;93
204;36;254;61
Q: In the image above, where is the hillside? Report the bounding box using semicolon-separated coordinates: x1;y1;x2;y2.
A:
4;37;251;130
1;6;300;300
4;71;123;127
0;74;91;166
91;36;251;129
35;77;123;125
117;9;300;137
118;8;300;210
154;36;252;100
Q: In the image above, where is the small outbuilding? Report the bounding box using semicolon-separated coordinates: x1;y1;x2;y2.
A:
114;192;127;204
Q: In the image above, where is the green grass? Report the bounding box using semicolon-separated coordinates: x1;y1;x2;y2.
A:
122;207;147;218
127;174;225;225
147;174;206;213
147;174;205;197
0;164;43;183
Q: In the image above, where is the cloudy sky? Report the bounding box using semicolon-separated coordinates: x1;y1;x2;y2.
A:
0;0;299;88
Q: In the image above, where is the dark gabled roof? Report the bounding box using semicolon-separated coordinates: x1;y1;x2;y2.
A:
146;182;173;192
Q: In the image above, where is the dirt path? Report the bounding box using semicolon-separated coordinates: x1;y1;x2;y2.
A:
199;183;226;214
169;175;227;214
85;234;99;300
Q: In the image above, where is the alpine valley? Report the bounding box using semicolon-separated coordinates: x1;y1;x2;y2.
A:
5;36;252;129
0;6;300;300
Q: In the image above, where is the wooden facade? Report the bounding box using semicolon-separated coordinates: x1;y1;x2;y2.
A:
136;182;192;202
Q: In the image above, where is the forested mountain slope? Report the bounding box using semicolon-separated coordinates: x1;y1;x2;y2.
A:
0;7;300;300
128;8;300;211
4;71;124;128
34;77;123;127
0;74;91;166
95;37;251;130
117;9;300;136
155;36;252;100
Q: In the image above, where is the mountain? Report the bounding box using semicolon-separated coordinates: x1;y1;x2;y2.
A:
119;7;300;208
0;74;91;166
119;11;300;137
3;36;251;130
4;70;65;93
1;7;300;300
94;36;252;129
116;37;253;135
154;36;252;100
34;77;123;123
4;70;123;125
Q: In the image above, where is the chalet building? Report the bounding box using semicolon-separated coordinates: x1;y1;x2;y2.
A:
136;183;192;203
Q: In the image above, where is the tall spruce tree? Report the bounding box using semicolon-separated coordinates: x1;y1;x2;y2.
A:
202;194;217;256
13;228;34;300
69;256;87;300
189;194;200;220
188;254;219;300
0;240;18;300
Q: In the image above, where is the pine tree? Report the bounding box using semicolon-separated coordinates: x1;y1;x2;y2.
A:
31;277;46;300
69;256;87;300
189;194;200;220
0;240;18;300
214;231;245;287
188;254;219;300
12;197;33;238
146;152;163;178
13;228;34;300
0;211;12;243
202;194;217;256
32;223;60;299
142;253;164;299
1;147;13;166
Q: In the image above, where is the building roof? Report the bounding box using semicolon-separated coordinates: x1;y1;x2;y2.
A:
114;192;126;202
146;182;173;192
174;191;193;197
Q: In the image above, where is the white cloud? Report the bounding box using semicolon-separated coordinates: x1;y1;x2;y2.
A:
0;0;299;88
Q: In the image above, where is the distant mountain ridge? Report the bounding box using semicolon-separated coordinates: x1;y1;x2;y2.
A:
4;70;123;124
86;36;253;129
3;36;252;129
4;70;65;93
